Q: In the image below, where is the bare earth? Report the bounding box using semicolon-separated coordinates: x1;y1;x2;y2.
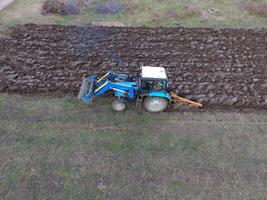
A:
1;25;267;110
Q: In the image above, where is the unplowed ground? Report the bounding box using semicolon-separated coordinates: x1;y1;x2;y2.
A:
0;24;267;110
1;94;267;199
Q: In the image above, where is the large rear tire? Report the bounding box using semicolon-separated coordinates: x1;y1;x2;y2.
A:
144;97;168;113
112;99;127;112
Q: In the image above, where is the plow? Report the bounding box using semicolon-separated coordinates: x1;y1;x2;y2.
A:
78;66;202;113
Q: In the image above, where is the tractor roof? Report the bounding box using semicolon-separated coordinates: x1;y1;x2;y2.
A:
141;66;167;80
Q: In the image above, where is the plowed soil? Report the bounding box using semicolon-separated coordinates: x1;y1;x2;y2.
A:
0;24;267;110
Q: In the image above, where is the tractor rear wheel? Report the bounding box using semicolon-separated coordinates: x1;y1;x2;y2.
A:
144;97;168;113
112;99;127;112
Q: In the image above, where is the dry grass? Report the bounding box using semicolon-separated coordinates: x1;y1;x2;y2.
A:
1;0;267;27
243;0;267;17
183;3;201;17
42;0;81;15
164;4;201;20
0;94;267;199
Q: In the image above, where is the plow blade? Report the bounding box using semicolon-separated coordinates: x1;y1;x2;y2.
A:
78;78;95;100
170;91;203;108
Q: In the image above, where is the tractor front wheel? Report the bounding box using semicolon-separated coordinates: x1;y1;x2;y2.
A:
112;99;127;112
144;97;168;113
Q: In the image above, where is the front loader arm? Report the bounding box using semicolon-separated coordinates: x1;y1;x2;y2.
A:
79;71;130;103
96;72;129;86
82;80;135;103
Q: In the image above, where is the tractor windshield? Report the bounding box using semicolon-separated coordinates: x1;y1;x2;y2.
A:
153;80;166;91
140;79;167;92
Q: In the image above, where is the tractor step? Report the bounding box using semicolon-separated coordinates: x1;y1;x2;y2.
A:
136;94;145;112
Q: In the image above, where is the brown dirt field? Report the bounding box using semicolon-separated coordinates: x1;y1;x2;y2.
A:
0;24;267;110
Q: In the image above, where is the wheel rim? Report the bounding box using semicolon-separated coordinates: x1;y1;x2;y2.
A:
147;98;166;112
113;101;126;111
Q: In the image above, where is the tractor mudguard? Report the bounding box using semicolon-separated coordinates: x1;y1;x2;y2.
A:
148;91;171;100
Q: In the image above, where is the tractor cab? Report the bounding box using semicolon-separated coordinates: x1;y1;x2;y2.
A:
139;66;169;94
135;66;171;112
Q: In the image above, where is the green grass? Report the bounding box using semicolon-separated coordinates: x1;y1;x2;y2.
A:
1;94;267;199
1;0;267;28
52;16;74;24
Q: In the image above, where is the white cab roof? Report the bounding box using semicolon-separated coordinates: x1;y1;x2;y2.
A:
141;66;167;79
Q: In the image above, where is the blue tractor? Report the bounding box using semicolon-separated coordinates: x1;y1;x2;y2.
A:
78;66;202;113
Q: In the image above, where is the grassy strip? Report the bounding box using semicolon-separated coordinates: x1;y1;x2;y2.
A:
0;94;267;199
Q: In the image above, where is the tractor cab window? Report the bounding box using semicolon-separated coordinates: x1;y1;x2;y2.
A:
141;80;153;91
140;80;167;91
154;81;166;91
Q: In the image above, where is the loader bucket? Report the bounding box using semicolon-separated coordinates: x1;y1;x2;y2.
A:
78;77;95;100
